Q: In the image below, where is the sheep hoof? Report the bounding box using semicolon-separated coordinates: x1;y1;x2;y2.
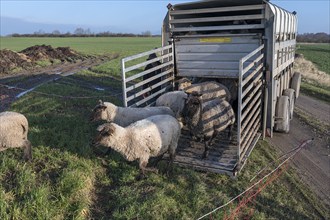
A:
136;173;147;181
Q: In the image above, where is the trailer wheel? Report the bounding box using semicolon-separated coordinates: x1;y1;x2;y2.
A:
283;89;295;120
290;72;301;99
275;96;290;133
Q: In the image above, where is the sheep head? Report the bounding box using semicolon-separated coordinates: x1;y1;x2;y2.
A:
90;100;110;122
178;78;192;91
183;92;203;121
93;123;117;147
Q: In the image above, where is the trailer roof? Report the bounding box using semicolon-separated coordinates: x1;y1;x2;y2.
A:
172;0;265;10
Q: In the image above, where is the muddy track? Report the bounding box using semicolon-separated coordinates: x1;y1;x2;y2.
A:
269;94;330;207
0;56;118;111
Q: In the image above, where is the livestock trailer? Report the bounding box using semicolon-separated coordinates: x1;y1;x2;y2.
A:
121;0;300;176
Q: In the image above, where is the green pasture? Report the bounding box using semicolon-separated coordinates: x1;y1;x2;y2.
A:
297;43;330;75
0;37;329;219
0;37;161;56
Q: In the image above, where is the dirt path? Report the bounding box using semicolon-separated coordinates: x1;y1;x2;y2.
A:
269;94;330;207
0;56;117;111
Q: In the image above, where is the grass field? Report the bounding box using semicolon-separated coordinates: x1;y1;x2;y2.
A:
296;43;330;103
0;37;329;219
297;43;330;75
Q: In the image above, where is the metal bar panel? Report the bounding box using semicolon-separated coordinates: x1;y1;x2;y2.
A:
242;64;263;86
126;76;174;102
177;61;248;70
170;14;264;24
242;83;262;110
177;53;247;62
125;53;172;72
274;40;296;51
241;101;261;135
121;59;128;107
175;37;260;45
170;4;265;15
241;91;262;121
172;24;265;32
123;45;172;62
242;73;262;98
242;53;263;75
177;69;238;78
125;61;173;82
177;33;260;38
240;44;264;63
237;59;243;165
130;85;172;107
176;44;259;53
126;68;173;92
240;122;260;158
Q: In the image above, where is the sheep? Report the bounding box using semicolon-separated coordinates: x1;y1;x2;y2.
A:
93;114;181;176
155;91;188;119
183;92;235;159
179;80;232;103
90;100;175;127
0;111;32;160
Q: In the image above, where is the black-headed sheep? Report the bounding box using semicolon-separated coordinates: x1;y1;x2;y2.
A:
93;114;181;175
90;100;174;127
183;93;235;159
0;111;32;160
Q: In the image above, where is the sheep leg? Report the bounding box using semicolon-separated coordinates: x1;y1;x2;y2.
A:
23;140;32;161
139;160;158;175
150;153;165;167
166;150;176;176
202;133;217;159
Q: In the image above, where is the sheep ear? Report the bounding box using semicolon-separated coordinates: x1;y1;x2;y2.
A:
98;100;104;105
97;124;106;132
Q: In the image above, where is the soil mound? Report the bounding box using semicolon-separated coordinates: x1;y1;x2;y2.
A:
0;45;84;74
20;45;82;62
294;55;330;86
0;49;32;74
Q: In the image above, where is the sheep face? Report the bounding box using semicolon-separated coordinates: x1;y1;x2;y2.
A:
93;123;116;147
177;78;192;91
90;100;113;122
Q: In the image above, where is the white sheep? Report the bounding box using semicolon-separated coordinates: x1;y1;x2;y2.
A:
183;93;235;159
0;111;32;160
179;80;232;103
90;100;174;127
155;91;187;119
93;114;181;175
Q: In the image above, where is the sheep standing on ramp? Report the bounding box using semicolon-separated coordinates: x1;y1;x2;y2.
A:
90;100;174;127
93;115;181;176
0;111;32;160
183;93;235;159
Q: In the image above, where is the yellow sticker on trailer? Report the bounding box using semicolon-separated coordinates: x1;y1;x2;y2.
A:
200;37;232;43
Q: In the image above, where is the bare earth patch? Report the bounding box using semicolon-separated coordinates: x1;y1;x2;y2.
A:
294;55;330;86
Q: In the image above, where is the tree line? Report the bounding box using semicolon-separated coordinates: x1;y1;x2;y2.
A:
8;28;159;38
296;33;329;43
6;28;329;42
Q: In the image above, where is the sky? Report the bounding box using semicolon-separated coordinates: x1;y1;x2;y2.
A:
0;0;329;36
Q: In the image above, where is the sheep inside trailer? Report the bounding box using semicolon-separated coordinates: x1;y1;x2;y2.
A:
121;0;298;176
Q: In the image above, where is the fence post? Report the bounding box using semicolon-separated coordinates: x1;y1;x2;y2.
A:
121;58;127;107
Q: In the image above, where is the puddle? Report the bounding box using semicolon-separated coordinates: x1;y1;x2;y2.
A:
16;87;37;98
94;87;105;91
